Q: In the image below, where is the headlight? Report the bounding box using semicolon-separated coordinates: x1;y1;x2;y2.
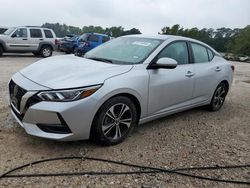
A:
37;85;101;102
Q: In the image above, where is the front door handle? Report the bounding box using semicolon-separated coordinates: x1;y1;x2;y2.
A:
215;67;221;72
22;38;28;40
186;71;195;78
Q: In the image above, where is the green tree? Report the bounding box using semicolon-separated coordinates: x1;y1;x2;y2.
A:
122;28;141;36
229;26;250;56
159;24;245;53
82;26;105;34
105;26;124;37
42;23;82;37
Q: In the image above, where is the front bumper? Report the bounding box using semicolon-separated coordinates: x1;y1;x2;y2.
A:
9;72;99;141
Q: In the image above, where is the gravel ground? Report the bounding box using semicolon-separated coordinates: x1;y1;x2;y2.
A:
0;53;249;188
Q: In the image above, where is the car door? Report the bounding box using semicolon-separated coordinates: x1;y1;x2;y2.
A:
147;41;195;115
102;36;110;44
190;42;220;102
7;28;29;51
28;28;43;51
87;34;100;50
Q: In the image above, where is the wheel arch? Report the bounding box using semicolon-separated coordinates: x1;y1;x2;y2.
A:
0;40;6;51
90;92;142;138
220;80;229;92
38;42;55;52
109;93;141;124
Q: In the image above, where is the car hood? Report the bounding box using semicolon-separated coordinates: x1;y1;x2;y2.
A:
0;34;7;38
20;55;133;89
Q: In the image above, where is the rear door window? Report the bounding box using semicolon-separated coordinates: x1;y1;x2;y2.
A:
191;43;209;63
30;29;42;38
88;35;99;42
44;29;53;38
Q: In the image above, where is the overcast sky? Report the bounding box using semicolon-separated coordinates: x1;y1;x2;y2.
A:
0;0;249;34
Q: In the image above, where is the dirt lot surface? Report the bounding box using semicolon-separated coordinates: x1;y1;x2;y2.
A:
0;53;249;188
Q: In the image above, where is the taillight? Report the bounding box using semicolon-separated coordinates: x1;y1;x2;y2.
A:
55;39;59;45
231;65;235;72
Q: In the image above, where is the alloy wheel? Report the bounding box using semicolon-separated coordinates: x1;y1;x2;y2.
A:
213;86;226;109
102;103;132;140
42;48;51;57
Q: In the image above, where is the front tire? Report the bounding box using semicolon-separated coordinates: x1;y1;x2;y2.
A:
75;49;83;57
40;46;52;58
92;96;137;145
208;82;228;111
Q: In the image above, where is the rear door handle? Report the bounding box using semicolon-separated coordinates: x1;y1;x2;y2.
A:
22;38;28;40
185;71;195;77
215;67;221;72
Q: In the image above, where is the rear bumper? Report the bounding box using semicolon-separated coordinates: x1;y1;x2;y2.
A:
59;44;73;52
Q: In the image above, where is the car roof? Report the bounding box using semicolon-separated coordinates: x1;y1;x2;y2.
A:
15;26;53;30
85;33;109;37
124;34;202;42
123;34;219;54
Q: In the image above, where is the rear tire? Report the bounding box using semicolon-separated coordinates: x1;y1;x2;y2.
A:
40;46;52;58
91;96;137;145
0;46;3;57
207;82;228;111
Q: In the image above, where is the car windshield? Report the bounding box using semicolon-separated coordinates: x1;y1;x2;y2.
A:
69;36;79;41
85;37;163;64
78;34;88;42
3;27;16;35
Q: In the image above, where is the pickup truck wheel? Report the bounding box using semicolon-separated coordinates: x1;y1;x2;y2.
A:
40;46;52;58
0;46;3;57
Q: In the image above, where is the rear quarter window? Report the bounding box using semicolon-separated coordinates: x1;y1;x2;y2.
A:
44;29;53;38
207;48;214;61
191;43;209;63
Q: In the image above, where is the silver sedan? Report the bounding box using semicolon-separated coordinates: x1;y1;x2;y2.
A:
9;35;234;145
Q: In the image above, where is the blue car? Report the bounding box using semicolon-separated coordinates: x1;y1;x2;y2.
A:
59;35;79;54
74;33;110;56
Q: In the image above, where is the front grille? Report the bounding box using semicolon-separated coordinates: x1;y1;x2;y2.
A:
9;80;27;111
11;105;24;121
23;95;41;114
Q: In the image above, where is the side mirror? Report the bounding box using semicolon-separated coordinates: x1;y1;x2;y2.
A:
150;57;178;69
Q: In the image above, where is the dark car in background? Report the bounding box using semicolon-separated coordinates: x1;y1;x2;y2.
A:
74;33;110;56
0;27;8;34
59;35;79;54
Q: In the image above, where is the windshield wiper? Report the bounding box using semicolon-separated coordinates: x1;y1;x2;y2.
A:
87;57;113;64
